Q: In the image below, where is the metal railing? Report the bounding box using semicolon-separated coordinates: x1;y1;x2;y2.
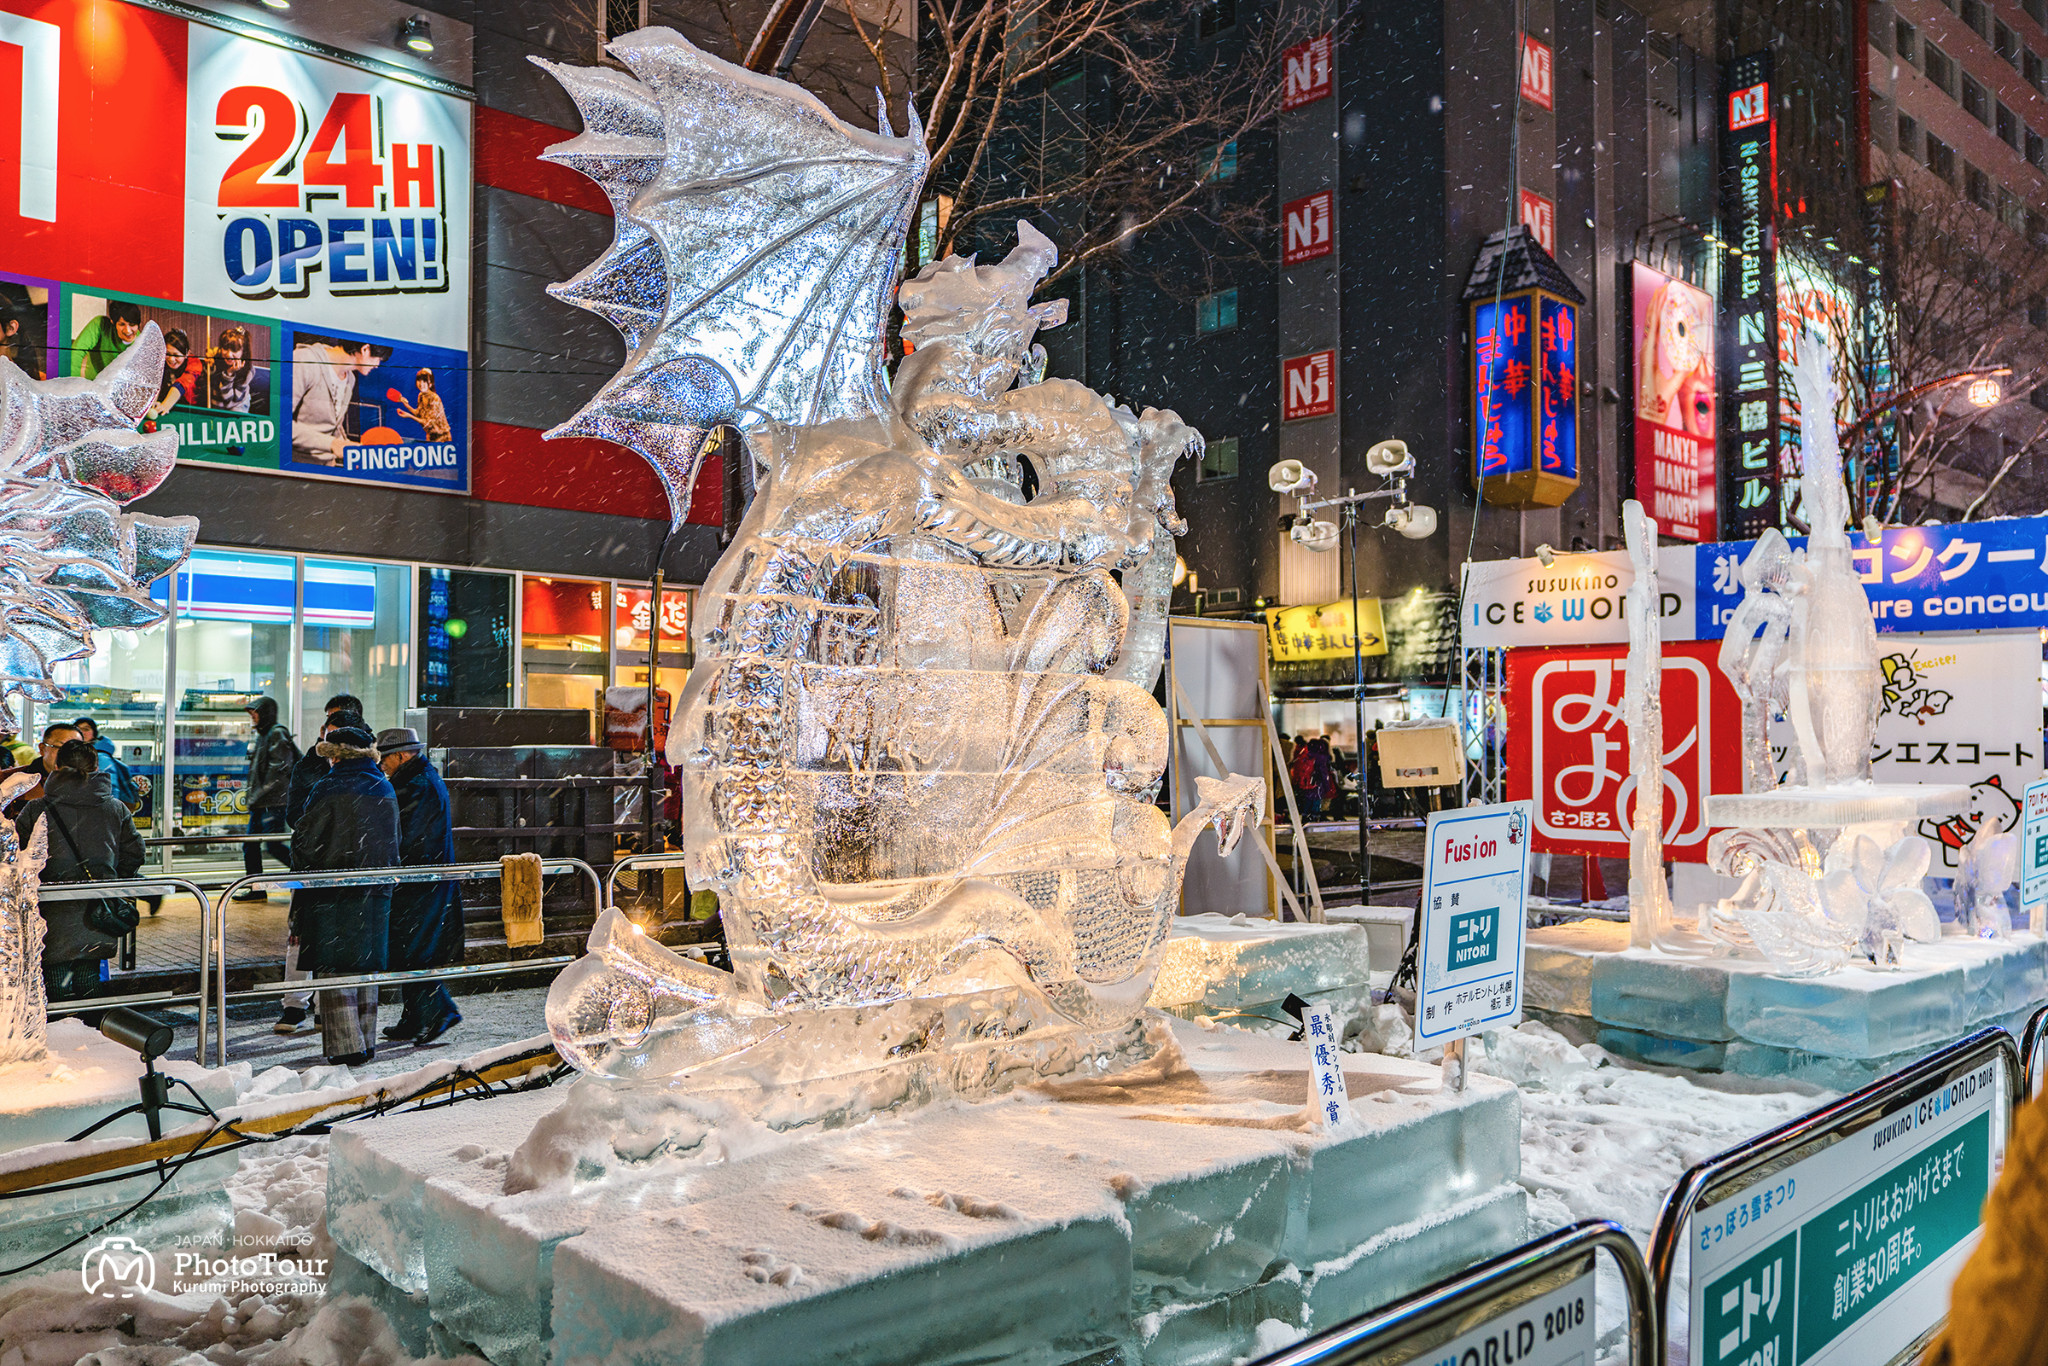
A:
37;876;215;1016
602;850;689;909
198;857;603;1065
1253;1219;1655;1365
2023;1003;2048;1101
1646;1025;2020;1366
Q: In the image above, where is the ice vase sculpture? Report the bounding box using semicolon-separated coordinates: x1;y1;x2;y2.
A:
0;327;196;1062
534;30;1264;1096
1705;328;1965;973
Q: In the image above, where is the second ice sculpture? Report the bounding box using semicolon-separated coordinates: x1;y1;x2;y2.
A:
535;30;1264;1092
0;327;196;1063
1704;327;1963;973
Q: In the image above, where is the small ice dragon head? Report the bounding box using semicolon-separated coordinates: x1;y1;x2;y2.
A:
898;221;1069;400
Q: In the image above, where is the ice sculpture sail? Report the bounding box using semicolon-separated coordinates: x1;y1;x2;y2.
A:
0;324;198;1062
535;30;1264;1092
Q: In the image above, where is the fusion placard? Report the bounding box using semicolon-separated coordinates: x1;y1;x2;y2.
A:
1417;802;1531;1046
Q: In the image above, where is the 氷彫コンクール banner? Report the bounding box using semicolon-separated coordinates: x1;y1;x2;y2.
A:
1;0;471;492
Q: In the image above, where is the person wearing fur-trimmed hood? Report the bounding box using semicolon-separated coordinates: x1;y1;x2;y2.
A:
290;724;398;1065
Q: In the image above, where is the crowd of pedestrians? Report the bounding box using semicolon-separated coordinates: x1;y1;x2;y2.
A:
5;695;466;1067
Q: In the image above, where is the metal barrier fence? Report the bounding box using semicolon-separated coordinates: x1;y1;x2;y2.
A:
1253;1219;1654;1366
603;850;689;909
198;857;602;1065
2021;1003;2048;1100
38;876;217;1017
1646;1025;2019;1366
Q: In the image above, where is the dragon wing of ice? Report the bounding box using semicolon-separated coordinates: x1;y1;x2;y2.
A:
533;28;926;525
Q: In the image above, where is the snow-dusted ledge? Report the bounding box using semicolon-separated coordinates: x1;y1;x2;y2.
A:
327;1018;1524;1366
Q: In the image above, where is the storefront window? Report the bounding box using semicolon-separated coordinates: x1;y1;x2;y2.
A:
418;567;512;707
299;559;412;734
522;576;607;744
612;584;691;706
52;624;169;835
168;550;294;837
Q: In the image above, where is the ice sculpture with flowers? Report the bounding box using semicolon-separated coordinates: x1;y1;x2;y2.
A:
0;326;198;1063
529;30;1263;1099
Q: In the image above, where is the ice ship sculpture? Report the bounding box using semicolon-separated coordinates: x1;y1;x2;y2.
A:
534;30;1263;1093
0;327;194;1062
1703;327;1961;973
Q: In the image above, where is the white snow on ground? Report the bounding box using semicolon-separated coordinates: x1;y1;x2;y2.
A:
0;1013;1828;1366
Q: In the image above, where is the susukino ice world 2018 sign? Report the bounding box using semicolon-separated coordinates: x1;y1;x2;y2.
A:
0;0;473;493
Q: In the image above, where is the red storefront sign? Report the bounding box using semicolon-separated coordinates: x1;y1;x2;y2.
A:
1518;189;1555;255
1283;190;1333;264
1281;349;1336;421
1519;35;1554;110
1282;34;1333;109
1504;640;1741;862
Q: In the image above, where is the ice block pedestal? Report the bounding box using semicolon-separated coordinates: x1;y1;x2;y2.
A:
327;1019;1524;1366
1526;920;2048;1087
1146;914;1378;1035
0;1019;241;1279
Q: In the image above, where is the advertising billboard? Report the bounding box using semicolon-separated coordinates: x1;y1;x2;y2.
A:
1718;50;1779;537
0;0;472;493
1631;261;1717;541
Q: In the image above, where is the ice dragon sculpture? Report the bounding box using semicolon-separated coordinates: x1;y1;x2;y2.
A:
0;326;196;1062
534;30;1263;1095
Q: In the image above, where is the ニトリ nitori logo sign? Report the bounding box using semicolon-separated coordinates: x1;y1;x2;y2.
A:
1281;350;1336;421
1282;34;1332;109
1283;191;1332;265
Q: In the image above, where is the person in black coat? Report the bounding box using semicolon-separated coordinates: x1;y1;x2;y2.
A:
376;727;464;1045
290;723;398;1065
273;706;364;1034
17;741;144;1001
236;696;297;897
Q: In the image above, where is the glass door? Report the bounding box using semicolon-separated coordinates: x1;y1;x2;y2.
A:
298;558;413;735
168;550;296;874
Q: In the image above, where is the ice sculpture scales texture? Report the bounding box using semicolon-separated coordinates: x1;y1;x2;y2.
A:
0;326;197;1062
534;31;1263;1091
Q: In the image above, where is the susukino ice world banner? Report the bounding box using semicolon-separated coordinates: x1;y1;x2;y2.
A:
0;0;472;493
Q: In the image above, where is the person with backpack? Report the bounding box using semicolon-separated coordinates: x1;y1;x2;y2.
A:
238;696;298;900
16;739;144;1002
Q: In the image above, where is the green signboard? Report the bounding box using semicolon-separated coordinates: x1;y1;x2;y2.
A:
1689;1058;2001;1366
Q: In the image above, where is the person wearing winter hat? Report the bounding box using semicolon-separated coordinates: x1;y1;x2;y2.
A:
376;727;464;1045
289;723;398;1065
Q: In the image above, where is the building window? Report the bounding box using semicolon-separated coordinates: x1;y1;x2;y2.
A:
1999;101;2022;148
1999;19;2023;63
2030;296;2048;328
601;0;646;45
1898;18;1918;61
1964;0;1991;39
1199;436;1239;481
1927;133;1957;182
1926;44;1957;95
418;568;512;708
2030;128;2047;168
1205;140;1238;182
2030;209;2048;241
1963;74;1991;123
1966;161;1995;208
1196;287;1239;333
1198;0;1236;37
2030;49;2048;92
1899;112;1920;157
2032;0;2048;29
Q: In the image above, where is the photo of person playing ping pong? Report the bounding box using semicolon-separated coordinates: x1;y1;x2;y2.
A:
391;368;451;443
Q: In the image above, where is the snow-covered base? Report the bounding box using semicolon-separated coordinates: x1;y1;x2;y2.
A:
1526;920;2048;1087
327;1018;1525;1366
1148;915;1377;1040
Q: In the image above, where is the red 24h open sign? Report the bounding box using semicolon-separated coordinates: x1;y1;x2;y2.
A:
1504;640;1740;862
